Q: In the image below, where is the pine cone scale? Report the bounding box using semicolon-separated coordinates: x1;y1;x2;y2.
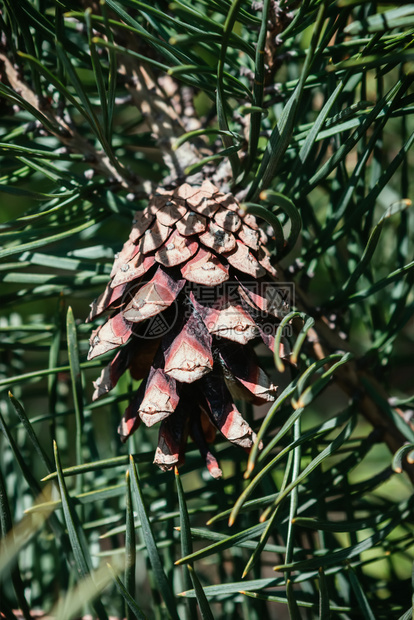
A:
111;253;156;288
138;367;180;427
121;268;185;324
154;230;198;267
163;308;213;383
176;211;207;235
199;221;237;254
199;370;257;450
181;248;229;286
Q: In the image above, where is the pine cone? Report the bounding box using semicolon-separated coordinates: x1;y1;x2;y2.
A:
87;180;291;478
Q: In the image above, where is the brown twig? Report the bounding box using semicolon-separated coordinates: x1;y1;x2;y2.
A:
118;60;202;183
289;273;414;484
0;51;138;190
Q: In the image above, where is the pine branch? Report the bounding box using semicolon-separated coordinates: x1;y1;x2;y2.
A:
119;59;202;181
0;50;137;189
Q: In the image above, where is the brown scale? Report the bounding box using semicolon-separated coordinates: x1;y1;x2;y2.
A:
224;240;266;278
175;210;207;236
121;268;185;323
199;221;236;254
190;291;258;345
187;192;221;218
138;367;181;428
155;230;198;267
237;224;260;251
129;210;154;243
111;253;155;288
162;306;213;383
214;206;242;232
181;248;229;286
139;221;172;254
154;199;187;227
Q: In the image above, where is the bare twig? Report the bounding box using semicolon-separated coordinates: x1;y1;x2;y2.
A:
118;60;203;183
0;52;139;190
289;272;414;484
